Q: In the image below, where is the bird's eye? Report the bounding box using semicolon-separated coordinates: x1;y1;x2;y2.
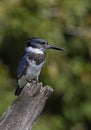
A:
39;42;45;45
42;42;48;45
42;42;45;44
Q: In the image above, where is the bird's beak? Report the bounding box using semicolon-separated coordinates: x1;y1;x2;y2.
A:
46;44;64;51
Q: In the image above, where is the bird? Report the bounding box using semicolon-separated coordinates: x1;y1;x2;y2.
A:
15;38;64;95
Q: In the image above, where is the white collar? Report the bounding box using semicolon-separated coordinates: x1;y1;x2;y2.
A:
25;46;43;54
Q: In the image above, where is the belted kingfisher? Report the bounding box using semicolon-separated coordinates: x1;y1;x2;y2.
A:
15;38;64;95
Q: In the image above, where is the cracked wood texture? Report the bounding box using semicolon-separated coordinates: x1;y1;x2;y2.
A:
0;82;53;130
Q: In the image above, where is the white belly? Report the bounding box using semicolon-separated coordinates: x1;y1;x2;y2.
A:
26;60;44;81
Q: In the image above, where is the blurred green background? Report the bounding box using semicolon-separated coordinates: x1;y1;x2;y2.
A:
0;0;91;129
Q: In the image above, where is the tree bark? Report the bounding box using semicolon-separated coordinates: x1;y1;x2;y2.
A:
0;82;53;130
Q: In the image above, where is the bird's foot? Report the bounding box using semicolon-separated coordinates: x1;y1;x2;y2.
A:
26;79;39;84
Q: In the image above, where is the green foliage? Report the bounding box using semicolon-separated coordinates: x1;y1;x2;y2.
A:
0;0;91;129
0;62;16;115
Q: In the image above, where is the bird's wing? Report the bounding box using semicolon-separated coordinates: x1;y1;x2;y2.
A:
17;53;27;79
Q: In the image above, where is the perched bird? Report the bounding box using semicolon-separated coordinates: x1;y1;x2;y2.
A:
15;38;64;95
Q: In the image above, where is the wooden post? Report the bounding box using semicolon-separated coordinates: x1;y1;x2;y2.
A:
0;82;53;130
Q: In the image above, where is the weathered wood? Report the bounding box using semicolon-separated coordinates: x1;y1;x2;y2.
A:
0;82;53;130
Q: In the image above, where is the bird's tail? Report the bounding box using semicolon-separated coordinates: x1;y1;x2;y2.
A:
15;86;24;96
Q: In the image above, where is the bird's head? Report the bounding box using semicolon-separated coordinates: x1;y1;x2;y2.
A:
25;38;64;54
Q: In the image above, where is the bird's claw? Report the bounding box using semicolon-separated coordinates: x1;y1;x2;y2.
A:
26;79;39;84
